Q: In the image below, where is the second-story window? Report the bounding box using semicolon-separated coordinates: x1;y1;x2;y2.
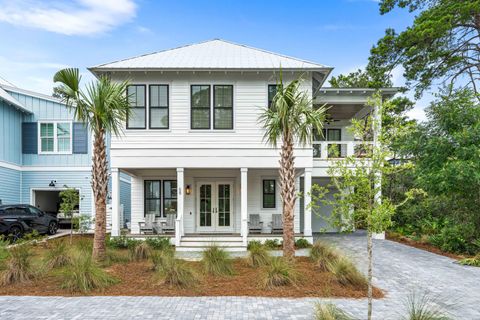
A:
127;85;146;129
268;84;277;109
149;85;169;129
191;85;211;129
39;122;72;154
214;85;233;129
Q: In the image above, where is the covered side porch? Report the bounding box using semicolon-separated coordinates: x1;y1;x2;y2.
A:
110;167;314;250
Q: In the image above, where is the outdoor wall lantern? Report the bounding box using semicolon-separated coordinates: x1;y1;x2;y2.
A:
185;185;191;195
49;180;56;187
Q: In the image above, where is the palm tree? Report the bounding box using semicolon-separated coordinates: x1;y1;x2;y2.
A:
259;72;326;258
54;68;130;261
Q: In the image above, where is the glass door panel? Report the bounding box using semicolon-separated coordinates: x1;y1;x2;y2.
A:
217;184;231;227
199;184;212;228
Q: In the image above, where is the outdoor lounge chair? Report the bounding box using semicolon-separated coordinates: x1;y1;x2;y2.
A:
248;214;263;234
160;212;176;234
270;214;283;234
138;213;162;234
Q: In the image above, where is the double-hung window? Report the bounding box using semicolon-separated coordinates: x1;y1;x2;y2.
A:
262;179;276;209
213;85;233;129
39;122;72;154
145;180;161;217
149;85;169;129
191;85;234;130
127;85;146;129
163;180;177;215
191;85;211;129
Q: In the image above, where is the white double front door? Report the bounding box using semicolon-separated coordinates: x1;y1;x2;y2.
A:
196;181;234;233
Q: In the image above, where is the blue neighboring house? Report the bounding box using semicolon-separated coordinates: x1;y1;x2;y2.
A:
0;78;131;228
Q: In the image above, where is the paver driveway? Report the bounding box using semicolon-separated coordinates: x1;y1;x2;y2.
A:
0;233;479;320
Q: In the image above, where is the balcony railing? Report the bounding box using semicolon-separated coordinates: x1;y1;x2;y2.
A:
313;141;373;159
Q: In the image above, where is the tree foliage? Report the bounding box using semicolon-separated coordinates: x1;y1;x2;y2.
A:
371;0;480;98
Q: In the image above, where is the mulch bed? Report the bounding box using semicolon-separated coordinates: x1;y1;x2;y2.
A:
386;232;468;260
0;236;384;298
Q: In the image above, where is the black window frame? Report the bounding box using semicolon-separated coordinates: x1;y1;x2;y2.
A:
163;180;178;216
213;85;234;130
149;84;169;129
268;84;278;109
190;85;211;130
262;179;276;209
126;84;147;130
144;180;162;217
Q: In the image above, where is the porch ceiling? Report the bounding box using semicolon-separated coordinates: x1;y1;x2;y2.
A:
315;103;367;120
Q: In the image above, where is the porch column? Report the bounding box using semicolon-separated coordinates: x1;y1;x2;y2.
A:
241;168;248;246
175;168;184;246
111;168;121;237
303;168;313;240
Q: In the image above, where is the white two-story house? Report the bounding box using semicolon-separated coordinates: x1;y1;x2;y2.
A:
89;39;396;251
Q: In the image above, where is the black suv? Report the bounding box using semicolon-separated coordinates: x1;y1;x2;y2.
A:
0;205;58;240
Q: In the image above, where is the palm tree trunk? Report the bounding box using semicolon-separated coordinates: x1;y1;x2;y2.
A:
367;229;373;320
92;129;109;262
279;133;296;259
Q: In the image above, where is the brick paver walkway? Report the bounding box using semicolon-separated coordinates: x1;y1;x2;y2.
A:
1;233;479;319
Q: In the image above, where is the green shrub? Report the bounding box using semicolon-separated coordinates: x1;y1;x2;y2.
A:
75;236;93;253
102;249;131;267
428;225;470;254
247;240;262;250
61;252;118;293
107;235;139;249
151;247;175;272
44;240;72;269
129;242;151;261
264;239;280;249
402;292;451;320
260;257;298;289
310;241;340;271
0;245;36;285
0;236;9;265
246;242;270;268
295;238;311;249
154;253;198;288
327;257;367;289
146;237;171;251
314;302;353;320
202;245;234;276
458;257;480;267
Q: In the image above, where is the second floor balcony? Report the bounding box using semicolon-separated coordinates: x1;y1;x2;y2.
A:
313;140;374;159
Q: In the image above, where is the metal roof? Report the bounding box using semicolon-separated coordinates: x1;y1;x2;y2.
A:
0;86;31;114
90;39;331;72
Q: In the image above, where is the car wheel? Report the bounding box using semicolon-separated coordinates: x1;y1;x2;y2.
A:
8;226;23;242
48;221;58;235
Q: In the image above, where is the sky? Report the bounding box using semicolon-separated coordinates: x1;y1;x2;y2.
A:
0;0;431;120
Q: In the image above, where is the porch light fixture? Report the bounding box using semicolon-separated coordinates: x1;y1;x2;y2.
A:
185;185;191;195
49;180;56;187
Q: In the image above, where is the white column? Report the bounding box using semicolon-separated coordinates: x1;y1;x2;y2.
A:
111;168;121;237
303;168;313;240
175;168;184;246
240;168;248;246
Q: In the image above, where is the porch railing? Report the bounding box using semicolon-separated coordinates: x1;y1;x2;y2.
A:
313;141;374;159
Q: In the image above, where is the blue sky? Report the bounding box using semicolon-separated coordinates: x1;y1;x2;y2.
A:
0;0;429;119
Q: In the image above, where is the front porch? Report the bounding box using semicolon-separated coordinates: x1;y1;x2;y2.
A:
110;167;314;251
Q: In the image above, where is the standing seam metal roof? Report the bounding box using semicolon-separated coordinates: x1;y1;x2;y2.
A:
90;39;331;71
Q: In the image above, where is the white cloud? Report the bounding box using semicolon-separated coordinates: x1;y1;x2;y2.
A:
0;0;137;36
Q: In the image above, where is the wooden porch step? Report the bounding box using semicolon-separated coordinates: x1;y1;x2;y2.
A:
180;236;243;243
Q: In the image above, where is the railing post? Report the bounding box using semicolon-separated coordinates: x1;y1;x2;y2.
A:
321;142;328;159
347;141;355;157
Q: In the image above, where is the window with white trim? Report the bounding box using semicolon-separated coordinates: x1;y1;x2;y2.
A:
39;122;72;154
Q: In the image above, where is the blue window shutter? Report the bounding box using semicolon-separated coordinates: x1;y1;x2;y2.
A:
22;122;38;154
73;123;88;154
